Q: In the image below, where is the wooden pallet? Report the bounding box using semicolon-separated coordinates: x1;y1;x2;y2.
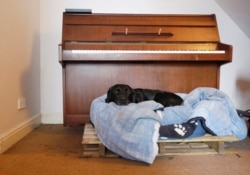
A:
82;123;118;158
82;123;238;158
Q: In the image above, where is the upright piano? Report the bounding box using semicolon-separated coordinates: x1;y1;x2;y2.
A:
59;12;232;126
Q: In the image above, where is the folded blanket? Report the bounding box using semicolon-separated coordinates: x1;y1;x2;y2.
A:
90;96;163;164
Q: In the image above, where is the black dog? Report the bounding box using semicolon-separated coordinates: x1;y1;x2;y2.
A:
105;84;183;107
105;84;201;139
105;84;134;106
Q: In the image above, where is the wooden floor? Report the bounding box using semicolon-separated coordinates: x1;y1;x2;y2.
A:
0;124;250;175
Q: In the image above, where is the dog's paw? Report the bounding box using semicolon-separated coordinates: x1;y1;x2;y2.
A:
173;124;188;136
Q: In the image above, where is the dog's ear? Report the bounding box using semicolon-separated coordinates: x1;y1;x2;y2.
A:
106;87;116;103
105;89;112;103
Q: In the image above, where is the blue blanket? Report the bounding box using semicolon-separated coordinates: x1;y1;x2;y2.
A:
90;98;162;163
90;87;247;163
160;87;247;140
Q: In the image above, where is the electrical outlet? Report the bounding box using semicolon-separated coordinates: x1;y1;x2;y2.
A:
17;98;26;110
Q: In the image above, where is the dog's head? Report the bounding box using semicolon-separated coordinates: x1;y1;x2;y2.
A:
105;84;134;105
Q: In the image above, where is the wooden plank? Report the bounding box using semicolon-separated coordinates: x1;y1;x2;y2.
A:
205;141;225;154
83;144;99;151
83;150;100;158
158;134;238;143
99;144;106;156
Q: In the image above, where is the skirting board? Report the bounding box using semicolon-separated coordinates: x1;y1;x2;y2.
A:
0;114;41;154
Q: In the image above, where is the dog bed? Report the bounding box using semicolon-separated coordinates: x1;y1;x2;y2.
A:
90;87;247;163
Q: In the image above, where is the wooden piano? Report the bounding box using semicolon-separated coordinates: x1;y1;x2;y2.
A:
59;12;232;126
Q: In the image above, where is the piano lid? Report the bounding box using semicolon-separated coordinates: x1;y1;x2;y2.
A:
62;13;220;44
60;13;232;63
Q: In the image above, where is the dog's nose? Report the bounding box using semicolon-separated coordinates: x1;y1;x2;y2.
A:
117;99;129;105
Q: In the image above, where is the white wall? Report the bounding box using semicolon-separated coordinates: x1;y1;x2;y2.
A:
0;0;40;150
215;0;250;38
40;0;250;123
215;0;250;109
